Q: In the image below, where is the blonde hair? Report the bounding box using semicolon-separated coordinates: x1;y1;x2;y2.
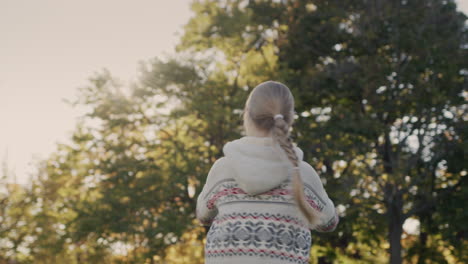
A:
243;80;321;226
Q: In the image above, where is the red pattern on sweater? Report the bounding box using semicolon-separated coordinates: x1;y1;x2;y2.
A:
206;248;309;262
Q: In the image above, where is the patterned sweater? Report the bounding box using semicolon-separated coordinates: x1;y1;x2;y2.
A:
196;136;339;264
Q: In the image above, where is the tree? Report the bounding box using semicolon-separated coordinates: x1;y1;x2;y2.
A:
63;70;212;262
278;0;467;263
0;150;37;263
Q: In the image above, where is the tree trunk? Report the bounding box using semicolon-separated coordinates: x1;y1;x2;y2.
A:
386;184;404;264
416;231;428;264
389;215;403;264
417;209;432;264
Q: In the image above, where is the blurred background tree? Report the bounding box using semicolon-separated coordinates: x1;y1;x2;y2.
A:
0;0;466;263
277;1;467;263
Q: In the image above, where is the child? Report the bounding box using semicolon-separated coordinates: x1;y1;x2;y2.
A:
196;81;339;264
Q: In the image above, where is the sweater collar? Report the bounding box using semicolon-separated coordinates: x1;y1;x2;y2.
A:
222;136;304;195
240;135;278;146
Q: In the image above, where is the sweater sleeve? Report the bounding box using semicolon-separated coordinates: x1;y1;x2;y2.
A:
195;157;225;226
300;161;339;232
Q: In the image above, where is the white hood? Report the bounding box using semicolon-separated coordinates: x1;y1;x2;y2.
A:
222;136;304;195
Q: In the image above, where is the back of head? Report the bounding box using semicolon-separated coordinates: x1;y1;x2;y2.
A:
243;80;322;227
244;81;295;132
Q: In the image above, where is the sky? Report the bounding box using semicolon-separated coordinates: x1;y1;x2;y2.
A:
0;0;192;184
1;0;468;185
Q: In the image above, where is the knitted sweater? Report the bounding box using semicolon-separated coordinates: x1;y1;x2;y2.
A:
196;136;339;264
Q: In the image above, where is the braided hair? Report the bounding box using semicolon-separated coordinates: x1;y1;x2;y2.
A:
243;81;321;227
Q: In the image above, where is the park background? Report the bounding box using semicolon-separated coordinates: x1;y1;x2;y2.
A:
1;0;467;263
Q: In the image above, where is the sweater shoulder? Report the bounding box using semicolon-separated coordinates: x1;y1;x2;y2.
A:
206;156;232;183
298;160;318;180
211;156;228;172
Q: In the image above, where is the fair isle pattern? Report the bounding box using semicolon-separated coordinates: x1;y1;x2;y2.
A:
205;179;326;213
303;186;325;212
205;248;309;263
206;212;311;264
213;212;308;228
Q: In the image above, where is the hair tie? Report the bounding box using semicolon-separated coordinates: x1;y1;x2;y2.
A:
274;114;284;120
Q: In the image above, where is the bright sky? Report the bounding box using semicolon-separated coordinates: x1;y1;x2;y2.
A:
0;0;192;184
0;1;467;185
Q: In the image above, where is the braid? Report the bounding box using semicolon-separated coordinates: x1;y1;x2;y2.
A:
272;118;299;166
272;116;322;227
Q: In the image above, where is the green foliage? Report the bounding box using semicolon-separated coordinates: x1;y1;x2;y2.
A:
276;1;467;263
